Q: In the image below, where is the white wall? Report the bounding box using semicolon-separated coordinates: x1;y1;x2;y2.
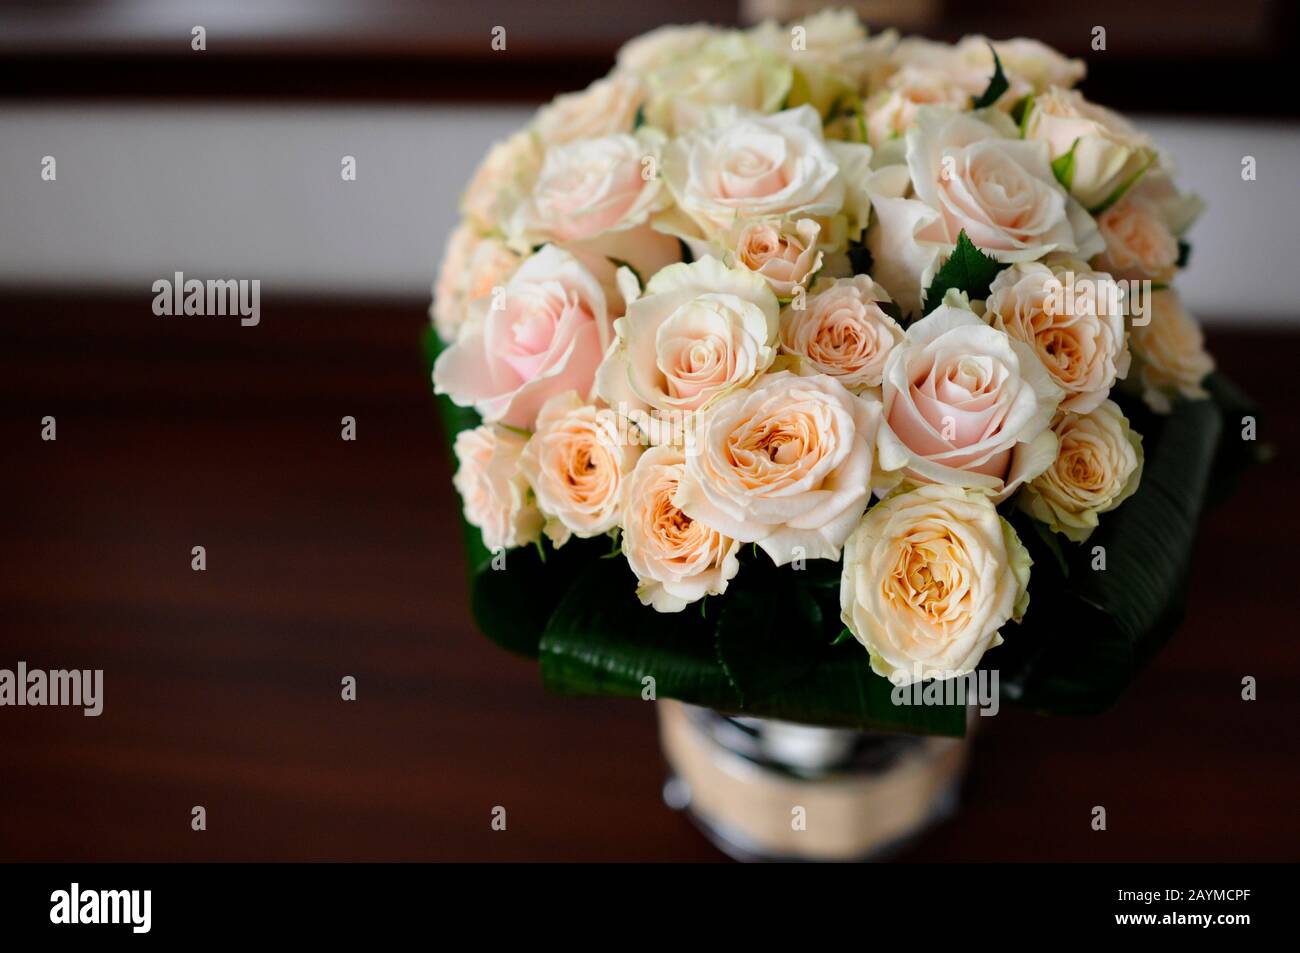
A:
1;104;1294;323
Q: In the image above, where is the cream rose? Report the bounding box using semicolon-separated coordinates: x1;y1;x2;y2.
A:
885;35;1084;107
460;130;542;234
1023;86;1155;211
876;302;1063;501
749;9;894;115
661;105;873;244
1019;400;1143;541
510;130;668;247
595;256;779;422
453;424;543;553
675;371;881;565
866;108;1101;314
519;391;642;547
864;66;970;147
779;275;905;391
622;445;741;612
616;23;718;75
1130;289;1214;413
641;32;792;133
434;244;610;429
534;74;644;145
840;483;1031;685
1093;196;1178;284
432;224;522;341
984;260;1129;413
728;218;824;300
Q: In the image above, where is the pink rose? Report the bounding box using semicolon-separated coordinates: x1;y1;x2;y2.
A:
434;245;611;430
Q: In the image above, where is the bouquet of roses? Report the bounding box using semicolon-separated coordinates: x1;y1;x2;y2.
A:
427;10;1255;735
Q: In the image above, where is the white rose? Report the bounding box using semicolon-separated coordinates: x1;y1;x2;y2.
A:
866;107;1101;314
453;424;542;552
1019;400;1143;541
460;130;542;234
840;483;1031;685
675;371;882;565
779;275;905;391
534;74;644;145
1023;86;1156;211
1130;289;1214;414
749;9;894;115
661;105;872;244
984;260;1130;413
641;32;792;133
519;391;642;547
616;23;718;76
595;256;779;422
728;217;824;300
876;302;1063;502
432;223;522;341
622;445;741;613
509;130;668;247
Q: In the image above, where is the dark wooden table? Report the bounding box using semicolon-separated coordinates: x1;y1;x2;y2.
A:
1;292;1296;862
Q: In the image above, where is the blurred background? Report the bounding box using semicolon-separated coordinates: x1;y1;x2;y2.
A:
1;0;1297;862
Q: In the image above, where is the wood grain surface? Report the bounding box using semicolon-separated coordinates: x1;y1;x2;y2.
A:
1;292;1295;861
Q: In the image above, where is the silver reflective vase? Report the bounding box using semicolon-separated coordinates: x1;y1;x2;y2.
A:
659;701;973;862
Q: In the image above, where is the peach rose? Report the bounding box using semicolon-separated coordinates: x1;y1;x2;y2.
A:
595;256;779;422
452;424;543;553
1019;400;1143;541
864;66;971;147
1093;196;1179;284
432;223;522;341
866;108;1101;314
433;245;611;429
1130;289;1214;413
622;445;741;612
840;483;1031;685
729;218;824;300
876;301;1063;501
519;391;642;547
534;74;644;146
675;371;881;565
779;275;905;391
510;130;668;247
984;260;1129;413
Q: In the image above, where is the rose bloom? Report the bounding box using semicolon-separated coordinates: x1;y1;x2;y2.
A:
866;108;1101;314
662;105;873;244
615;23;719;75
640;32;792;133
779;275;905;391
434;245;611;429
675;371;881;565
432;223;521;341
1019;400;1143;541
984;260;1129;414
534;73;644;145
728;218;823;300
1092;196;1179;284
864;66;971;147
460;130;542;233
510;130;669;246
519;391;642;547
453;424;543;552
885;35;1085;108
1130;289;1215;413
622;445;741;612
596;256;779;421
876;302;1063;502
840;483;1031;685
1023;87;1155;211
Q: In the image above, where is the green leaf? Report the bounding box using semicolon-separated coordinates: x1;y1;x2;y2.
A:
1176;240;1192;269
632;104;646;130
847;239;874;276
922;230;1010;312
1051;138;1080;191
971;45;1009;110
